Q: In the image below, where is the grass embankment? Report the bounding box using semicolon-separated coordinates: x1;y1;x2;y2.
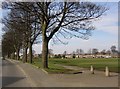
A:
31;58;118;74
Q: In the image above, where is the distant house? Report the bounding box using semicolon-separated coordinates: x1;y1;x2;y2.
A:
66;54;72;58
62;53;114;59
48;54;54;58
33;51;118;59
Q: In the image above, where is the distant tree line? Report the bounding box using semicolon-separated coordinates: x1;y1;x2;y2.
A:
50;45;118;59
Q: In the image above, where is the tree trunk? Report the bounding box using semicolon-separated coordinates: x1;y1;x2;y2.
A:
41;19;49;68
2;56;5;60
7;52;10;58
23;47;28;63
42;38;49;68
29;42;33;64
16;48;20;60
11;52;15;59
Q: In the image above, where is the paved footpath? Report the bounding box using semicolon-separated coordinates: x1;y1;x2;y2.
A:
2;59;118;87
2;60;34;87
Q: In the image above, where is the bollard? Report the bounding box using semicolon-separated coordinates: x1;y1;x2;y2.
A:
105;66;110;77
90;65;94;74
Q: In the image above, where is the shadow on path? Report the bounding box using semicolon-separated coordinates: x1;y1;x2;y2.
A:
2;60;15;67
2;76;25;87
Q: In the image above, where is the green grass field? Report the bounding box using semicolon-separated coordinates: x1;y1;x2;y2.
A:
32;58;119;74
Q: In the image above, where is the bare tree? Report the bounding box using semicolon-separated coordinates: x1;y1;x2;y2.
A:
36;2;107;68
101;49;106;55
2;32;16;59
106;50;111;56
92;48;99;57
2;2;107;68
76;49;84;58
111;45;117;53
110;45;118;57
63;51;67;58
2;25;23;60
87;49;92;55
2;2;41;63
72;51;76;58
76;49;80;58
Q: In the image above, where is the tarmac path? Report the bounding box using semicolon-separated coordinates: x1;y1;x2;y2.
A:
1;59;119;87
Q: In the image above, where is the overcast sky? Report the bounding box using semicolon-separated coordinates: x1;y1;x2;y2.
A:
0;1;119;54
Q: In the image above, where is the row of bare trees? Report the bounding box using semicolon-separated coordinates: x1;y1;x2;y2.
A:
2;2;107;68
2;2;41;64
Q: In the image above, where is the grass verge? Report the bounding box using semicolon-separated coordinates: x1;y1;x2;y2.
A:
31;58;79;74
23;58;119;73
